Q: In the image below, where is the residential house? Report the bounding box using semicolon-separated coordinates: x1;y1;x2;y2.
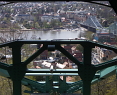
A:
95;42;117;61
99;48;117;61
63;45;83;62
14;14;34;21
74;11;88;22
74;13;87;22
66;11;75;19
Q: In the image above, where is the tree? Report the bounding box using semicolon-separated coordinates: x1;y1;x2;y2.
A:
50;20;61;28
42;21;49;29
84;31;94;40
50;20;56;28
34;22;40;29
76;44;83;53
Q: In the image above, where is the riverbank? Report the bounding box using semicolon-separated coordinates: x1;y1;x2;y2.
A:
0;26;86;33
0;29;17;32
20;27;65;32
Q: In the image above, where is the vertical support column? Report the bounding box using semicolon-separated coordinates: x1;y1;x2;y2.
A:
59;76;66;93
116;66;117;79
115;66;117;91
63;76;66;93
83;45;92;65
83;81;91;95
8;43;25;95
12;43;22;95
83;46;92;95
46;76;50;93
78;44;96;95
13;80;22;95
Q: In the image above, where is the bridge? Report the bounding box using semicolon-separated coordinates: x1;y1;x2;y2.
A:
84;16;103;29
79;15;103;32
0;39;117;95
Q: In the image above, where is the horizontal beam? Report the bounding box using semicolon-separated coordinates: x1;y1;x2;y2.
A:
26;69;78;73
95;58;117;70
25;73;79;76
0;40;17;47
25;73;100;76
0;62;11;70
1;40;117;53
38;81;75;84
14;40;88;44
89;40;117;53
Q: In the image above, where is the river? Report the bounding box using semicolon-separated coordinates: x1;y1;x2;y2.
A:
0;27;86;42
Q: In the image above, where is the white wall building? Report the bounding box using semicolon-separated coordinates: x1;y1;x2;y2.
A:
41;15;60;22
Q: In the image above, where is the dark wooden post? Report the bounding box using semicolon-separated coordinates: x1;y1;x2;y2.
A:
8;42;26;95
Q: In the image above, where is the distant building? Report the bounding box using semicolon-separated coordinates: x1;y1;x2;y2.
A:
61;17;66;22
66;11;75;19
41;15;61;22
98;47;117;61
63;45;83;62
14;14;34;21
95;42;117;61
60;10;88;22
74;13;87;22
74;11;88;22
93;32;116;43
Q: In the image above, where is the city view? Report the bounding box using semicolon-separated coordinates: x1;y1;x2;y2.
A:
0;1;117;95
